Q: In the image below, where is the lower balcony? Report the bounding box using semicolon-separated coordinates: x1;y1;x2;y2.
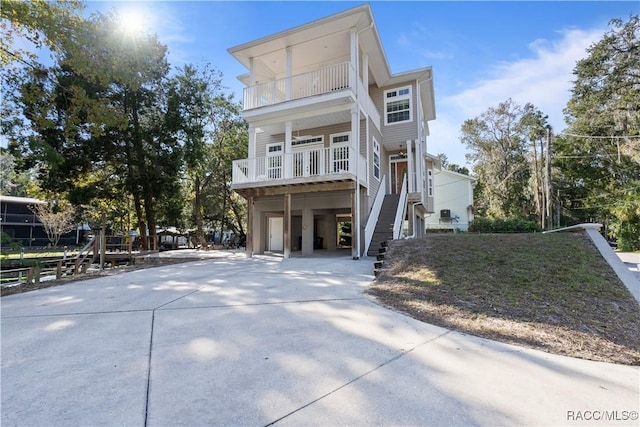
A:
232;146;367;193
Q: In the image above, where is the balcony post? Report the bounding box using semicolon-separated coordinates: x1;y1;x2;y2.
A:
350;28;358;91
285;46;292;101
407;139;414;192
350;105;359;174
249;127;257;181
284;121;292;179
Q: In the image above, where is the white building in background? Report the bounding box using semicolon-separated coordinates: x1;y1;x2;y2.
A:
425;169;476;231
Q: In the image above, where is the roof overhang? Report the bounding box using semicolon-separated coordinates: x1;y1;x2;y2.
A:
228;5;396;88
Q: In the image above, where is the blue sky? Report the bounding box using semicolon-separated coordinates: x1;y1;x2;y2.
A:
85;1;639;165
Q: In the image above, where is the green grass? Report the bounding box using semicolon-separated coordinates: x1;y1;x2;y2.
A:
1;249;80;261
368;232;640;365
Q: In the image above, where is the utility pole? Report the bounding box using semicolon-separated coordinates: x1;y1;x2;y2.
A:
545;127;553;231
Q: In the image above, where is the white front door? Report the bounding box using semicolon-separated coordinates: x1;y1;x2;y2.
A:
268;217;283;251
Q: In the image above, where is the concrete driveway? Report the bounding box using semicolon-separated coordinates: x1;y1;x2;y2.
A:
2;253;639;426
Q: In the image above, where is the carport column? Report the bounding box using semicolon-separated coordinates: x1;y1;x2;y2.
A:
246;196;254;257
283;193;291;258
302;202;313;256
351;189;359;260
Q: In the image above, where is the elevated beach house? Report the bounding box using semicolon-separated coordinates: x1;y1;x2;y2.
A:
229;4;437;258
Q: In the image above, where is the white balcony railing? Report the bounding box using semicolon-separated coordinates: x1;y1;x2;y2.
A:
243;62;352;110
232;146;366;186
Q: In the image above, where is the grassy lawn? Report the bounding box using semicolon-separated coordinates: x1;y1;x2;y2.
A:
368;232;640;365
1;249;80;261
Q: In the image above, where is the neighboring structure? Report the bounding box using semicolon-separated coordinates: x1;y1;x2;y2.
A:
425;169;476;232
0;195;48;247
0;195;83;247
228;4;437;258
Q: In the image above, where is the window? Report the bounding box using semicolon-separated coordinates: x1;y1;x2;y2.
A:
428;169;433;197
330;132;350;145
384;86;412;125
373;138;380;180
292;136;323;147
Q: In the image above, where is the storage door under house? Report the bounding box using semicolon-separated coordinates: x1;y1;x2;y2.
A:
268;217;284;251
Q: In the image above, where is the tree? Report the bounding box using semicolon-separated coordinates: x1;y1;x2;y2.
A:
165;63;222;244
7;11;181;250
30;200;76;247
0;150;34;196
1;0;85;66
558;15;640;250
460;99;548;219
437;153;469;175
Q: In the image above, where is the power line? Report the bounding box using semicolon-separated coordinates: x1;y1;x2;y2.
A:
560;131;640;139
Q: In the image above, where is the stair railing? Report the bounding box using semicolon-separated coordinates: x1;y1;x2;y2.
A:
364;175;387;255
393;176;408;240
73;236;96;273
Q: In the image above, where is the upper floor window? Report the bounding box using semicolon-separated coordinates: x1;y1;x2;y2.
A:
428;169;433;197
373;138;380;180
384;86;412;125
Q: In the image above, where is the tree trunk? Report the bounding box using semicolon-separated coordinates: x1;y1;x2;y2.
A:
194;174;204;244
133;194;148;250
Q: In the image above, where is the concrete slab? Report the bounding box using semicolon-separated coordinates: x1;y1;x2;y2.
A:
281;330;639;426
2;252;639;426
148;299;446;426
1;312;150;426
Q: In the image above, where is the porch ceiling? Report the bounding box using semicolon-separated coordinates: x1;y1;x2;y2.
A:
254;109;352;135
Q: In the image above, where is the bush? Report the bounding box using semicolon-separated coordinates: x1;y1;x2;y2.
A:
469;217;541;233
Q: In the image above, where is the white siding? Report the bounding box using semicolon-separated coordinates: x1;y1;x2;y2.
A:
426;169;476;231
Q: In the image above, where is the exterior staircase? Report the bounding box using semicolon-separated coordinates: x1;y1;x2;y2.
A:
367;193;401;257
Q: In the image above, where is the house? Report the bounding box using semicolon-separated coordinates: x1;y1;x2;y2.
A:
0;195;48;247
228;4;437;258
425;169;476;231
0;195;83;247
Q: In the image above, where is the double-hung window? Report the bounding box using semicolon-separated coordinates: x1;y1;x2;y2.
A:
384;86;412;125
373;138;380;180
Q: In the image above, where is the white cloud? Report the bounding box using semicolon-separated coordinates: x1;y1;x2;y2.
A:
430;27;605;169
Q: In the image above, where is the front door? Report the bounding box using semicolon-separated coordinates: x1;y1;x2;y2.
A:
268;217;283;251
390;161;408;194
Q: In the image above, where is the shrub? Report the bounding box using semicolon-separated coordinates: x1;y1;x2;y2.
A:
469;217;541;233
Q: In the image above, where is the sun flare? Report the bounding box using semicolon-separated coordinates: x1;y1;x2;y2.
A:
118;9;148;36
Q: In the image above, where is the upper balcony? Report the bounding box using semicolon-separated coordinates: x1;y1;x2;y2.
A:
244;62;350;110
242;62;381;131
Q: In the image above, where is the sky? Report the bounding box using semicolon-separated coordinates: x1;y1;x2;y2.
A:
66;1;640;165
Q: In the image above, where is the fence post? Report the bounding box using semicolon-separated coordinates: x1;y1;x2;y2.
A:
75;258;80;275
56;261;62;279
26;268;33;285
